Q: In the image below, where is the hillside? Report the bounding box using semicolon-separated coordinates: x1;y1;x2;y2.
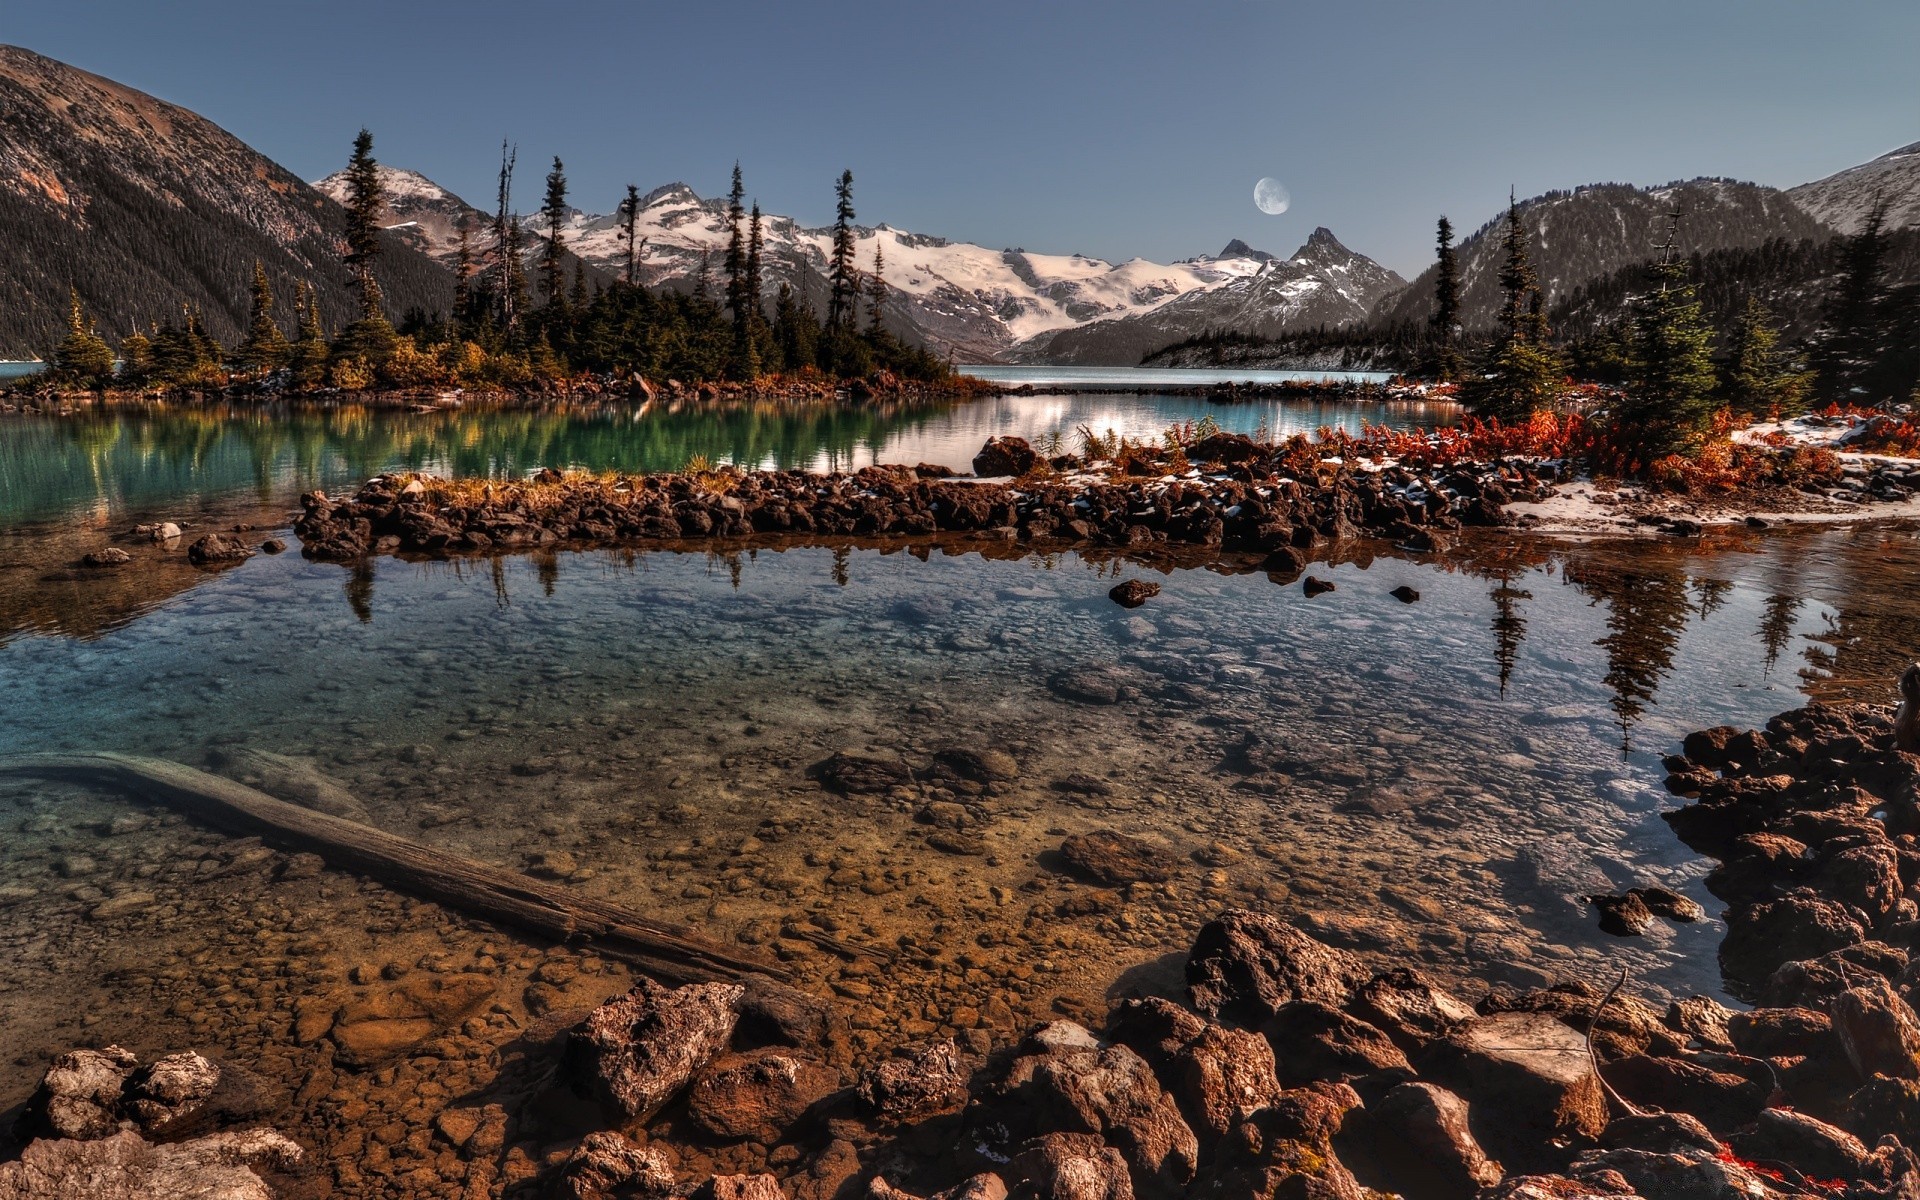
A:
1007;228;1406;365
1788;141;1920;235
0;45;452;356
1374;178;1827;333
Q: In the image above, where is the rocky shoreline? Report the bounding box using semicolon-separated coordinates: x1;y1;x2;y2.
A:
8;679;1920;1198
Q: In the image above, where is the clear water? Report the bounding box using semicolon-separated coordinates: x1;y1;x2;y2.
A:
0;393;1457;527
0;362;42;382
959;365;1399;387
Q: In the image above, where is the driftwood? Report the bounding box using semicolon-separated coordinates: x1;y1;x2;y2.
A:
0;751;787;985
205;745;374;823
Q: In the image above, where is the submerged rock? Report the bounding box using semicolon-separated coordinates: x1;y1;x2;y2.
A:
1057;830;1174;886
186;533;255;565
1108;580;1160;608
81;547;131;568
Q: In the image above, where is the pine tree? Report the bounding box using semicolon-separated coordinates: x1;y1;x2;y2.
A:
570;260;589;313
1462;192;1562;420
117;327;153;388
288;282;330;388
1720;297;1805;417
341;129;387;322
723;164;754;378
452;215;476;337
1619;227;1720;458
745;201;771;368
618;184;643;286
825;170;859;342
771;281;817;373
236;261;290;374
1810;198;1890;404
866;243;888;341
1429;216;1461;381
52;288;115;387
541;157;569;309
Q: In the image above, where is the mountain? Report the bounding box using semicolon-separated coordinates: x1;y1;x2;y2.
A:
1372;178;1828;333
0;45;453;357
1788;141;1920;235
1216;238;1276;263
326;170;1274;362
1006;228;1406;365
312;165;487;266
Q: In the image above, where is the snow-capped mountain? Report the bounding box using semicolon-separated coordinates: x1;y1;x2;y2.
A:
1787;141;1920;235
315;168;1274;361
1007;229;1407;364
313;164;490;264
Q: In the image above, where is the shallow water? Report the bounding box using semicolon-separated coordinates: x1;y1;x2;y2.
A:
958;365;1397;388
0;392;1456;527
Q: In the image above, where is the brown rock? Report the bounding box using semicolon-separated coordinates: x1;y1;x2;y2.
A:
186;534;255;566
1720;890;1867;1001
1416;1012;1608;1172
1194;1084;1364;1200
1108;580;1160;609
82;547;131;567
1730;1108;1872;1183
1106;997;1282;1142
696;1174;787;1200
16;1046;137;1141
0;1128;300;1200
857;1039;969;1126
973;437;1040;478
1058;831;1174;886
687;1051;841;1143
1842;1075;1920;1146
1829;976;1920;1080
1364;1082;1502;1200
1009;1133;1133;1200
1262;1002;1411;1086
568;979;744;1119
1597;1055;1767;1135
549;1131;675;1200
1186;911;1367;1028
1346;968;1476;1054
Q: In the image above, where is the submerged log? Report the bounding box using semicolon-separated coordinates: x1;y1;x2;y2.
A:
0;751;786;985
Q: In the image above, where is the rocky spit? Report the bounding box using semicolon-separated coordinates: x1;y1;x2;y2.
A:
6;685;1920;1199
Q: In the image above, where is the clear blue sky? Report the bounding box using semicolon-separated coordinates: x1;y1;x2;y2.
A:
9;0;1916;275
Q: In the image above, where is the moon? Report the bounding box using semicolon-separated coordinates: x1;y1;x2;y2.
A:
1253;178;1291;216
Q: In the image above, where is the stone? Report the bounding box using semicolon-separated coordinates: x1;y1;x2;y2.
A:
259;538;287;554
1302;576;1335;597
1719;890;1866;1002
1416;1012;1608;1171
568;979;744;1119
1726;1006;1837;1059
1186;911;1367;1027
736;980;835;1050
0;1129;298;1200
1830;976;1920;1081
857;1038;969;1126
1009;1133;1134;1200
1108;580;1160;608
1363;1082;1502;1200
1597;1111;1720;1156
1588;892;1653;937
687;1051;841;1143
973;437;1040;478
330;1016;435;1067
1346;968;1476;1054
1664;996;1737;1052
186;534;255;565
1106;997;1282;1142
1843;1075;1920;1146
932;748;1020;783
1389;586;1420;603
1571;1148;1780;1199
1730;1108;1872;1183
550;1131;675;1200
1058;830;1174;886
696;1175;788;1200
81;547;131;567
1194;1084;1364;1200
1597;1055;1768;1135
132;522;182;541
809;752;915;796
1048;668;1132;706
16;1047;138;1141
1261;1002;1411;1086
120;1052;221;1132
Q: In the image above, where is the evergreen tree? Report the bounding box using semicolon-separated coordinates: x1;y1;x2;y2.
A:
1619;242;1720;458
866;243;888;340
570;261;589;312
825;170;859;349
1810;198;1890;403
1719;297;1805;417
746;201;772;368
771;281;817;373
618;184;643;286
1429;216;1461;381
341;129;388;321
52;288;115;387
723;164;753;378
288;282;330;388
452;215;476;337
1462;192;1562;420
541;157;569;309
235;261;290;374
117;327;153;388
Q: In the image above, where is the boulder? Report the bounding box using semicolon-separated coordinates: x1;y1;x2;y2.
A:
81;547;131;568
1597;1055;1767;1135
1571;1148;1783;1199
15;1046;137;1141
567;979;744;1119
1829;976;1920;1080
1193;1084;1364;1200
857;1039;970;1126
1664;996;1737;1053
1730;1108;1872;1183
973;438;1040;478
549;1131;676;1200
0;1128;300;1200
1186;911;1367;1028
1009;1133;1134;1200
186;534;255;566
121;1052;221;1131
1345;968;1475;1054
1105;997;1282;1141
687;1051;841;1143
1416;1012;1608;1171
1261;1002;1411;1086
1108;580;1160;609
1843;1075;1920;1146
1725;1006;1837;1060
1597;1111;1720;1156
1588;892;1653;937
1719;890;1867;1002
695;1175;788;1200
1363;1082;1502;1200
1058;831;1174;886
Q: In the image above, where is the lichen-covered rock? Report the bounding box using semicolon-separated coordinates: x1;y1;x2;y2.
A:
15;1046;137;1141
549;1131;676;1200
857;1039;970;1126
1009;1133;1134;1200
1186;911;1366;1028
568;979;744;1119
0;1128;300;1200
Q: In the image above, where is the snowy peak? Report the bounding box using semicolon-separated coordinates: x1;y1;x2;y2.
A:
1788;139;1920;234
1217;238;1275;262
313;163;487;264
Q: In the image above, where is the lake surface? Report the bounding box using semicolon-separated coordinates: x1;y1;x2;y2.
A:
960;364;1397;388
2;387;1917;1191
0;362;43;382
0;392;1457;527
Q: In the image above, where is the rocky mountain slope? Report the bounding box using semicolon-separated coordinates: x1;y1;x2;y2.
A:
1373;178;1829;333
0;45;452;356
1787;140;1920;235
1008;229;1406;364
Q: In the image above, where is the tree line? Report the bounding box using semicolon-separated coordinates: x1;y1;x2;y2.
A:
47;133;950;392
